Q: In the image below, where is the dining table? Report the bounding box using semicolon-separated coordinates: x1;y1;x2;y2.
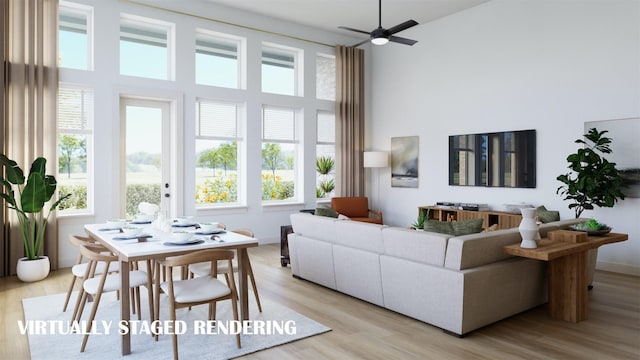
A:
84;222;259;356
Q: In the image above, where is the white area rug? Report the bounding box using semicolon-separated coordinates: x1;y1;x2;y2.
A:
22;292;330;359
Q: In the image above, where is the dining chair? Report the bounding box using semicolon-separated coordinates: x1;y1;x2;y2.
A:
64;235;119;314
156;249;241;359
188;229;262;312
75;243;154;353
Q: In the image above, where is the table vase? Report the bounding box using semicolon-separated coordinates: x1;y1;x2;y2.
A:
519;208;539;249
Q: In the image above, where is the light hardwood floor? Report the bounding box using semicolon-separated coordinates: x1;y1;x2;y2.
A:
1;244;639;359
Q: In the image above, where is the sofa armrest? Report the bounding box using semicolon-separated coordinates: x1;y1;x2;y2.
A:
369;209;383;224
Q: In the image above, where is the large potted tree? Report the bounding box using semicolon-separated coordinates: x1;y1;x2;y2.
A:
557;128;626;218
556;128;626;290
0;154;70;282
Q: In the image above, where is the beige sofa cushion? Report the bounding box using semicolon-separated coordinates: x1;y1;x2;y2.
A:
290;213;337;243
382;228;451;267
335;220;385;254
445;228;522;270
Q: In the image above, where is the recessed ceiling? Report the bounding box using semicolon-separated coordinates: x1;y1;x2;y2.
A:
202;0;490;37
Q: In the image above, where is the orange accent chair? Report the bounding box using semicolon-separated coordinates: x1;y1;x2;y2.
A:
330;197;383;224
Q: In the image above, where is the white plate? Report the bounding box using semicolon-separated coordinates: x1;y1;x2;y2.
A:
164;239;204;246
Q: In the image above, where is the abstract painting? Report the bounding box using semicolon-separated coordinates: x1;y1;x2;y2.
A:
391;136;419;188
585;118;640;198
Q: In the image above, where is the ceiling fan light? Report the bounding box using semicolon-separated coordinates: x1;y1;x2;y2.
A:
371;37;389;45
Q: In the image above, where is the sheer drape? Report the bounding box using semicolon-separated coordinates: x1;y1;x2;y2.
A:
335;45;365;197
2;0;59;275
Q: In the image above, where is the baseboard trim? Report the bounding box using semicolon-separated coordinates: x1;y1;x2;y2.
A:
596;261;640;276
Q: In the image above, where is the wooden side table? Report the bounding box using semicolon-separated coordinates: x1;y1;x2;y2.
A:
503;232;628;322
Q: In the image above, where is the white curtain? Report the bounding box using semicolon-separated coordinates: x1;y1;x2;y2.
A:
335;45;365;197
2;0;59;275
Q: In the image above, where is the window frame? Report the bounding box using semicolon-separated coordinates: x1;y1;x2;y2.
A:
119;13;175;81
315;53;336;101
195;98;246;208
194;29;246;90
315;110;336;199
57;83;94;215
59;1;94;71
261;43;303;97
261;105;303;204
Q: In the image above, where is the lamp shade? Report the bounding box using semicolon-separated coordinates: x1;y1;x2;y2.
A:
363;151;389;168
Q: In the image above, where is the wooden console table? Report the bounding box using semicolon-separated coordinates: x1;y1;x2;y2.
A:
503;232;628;322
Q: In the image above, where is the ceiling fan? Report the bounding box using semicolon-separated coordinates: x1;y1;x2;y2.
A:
339;0;418;47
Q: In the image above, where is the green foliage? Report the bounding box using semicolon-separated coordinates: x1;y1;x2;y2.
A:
319;179;335;194
412;209;429;229
58;184;87;211
58;134;86;178
0;154;71;260
197;142;237;176
261;173;294;200
196;174;238;204
316;156;335;175
557;128;626;218
125;184;161;218
262;143;283;177
316;155;335;198
573;218;609;231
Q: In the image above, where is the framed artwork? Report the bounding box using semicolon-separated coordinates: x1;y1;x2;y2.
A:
585;118;640;198
391;136;419;188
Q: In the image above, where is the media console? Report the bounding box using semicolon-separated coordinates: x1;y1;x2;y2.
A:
418;205;522;230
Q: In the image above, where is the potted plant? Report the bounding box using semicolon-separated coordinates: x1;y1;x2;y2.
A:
412;208;428;230
0;154;70;282
556;128;626;218
316;156;335;198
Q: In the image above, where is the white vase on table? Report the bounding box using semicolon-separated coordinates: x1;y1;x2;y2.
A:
519;208;539;249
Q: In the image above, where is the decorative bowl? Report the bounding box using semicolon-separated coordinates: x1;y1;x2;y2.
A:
570;225;612;236
135;213;154;222
175;216;195;226
198;222;220;232
171;231;193;243
121;226;143;237
107;219;127;229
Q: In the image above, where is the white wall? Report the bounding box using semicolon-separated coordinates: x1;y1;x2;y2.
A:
57;0;359;268
367;0;640;274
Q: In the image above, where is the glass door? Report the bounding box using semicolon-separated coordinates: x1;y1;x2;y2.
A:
120;98;171;219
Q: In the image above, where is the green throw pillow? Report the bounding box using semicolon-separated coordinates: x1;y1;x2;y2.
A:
536;206;560;223
315;207;339;218
451;218;484;236
424;220;454;235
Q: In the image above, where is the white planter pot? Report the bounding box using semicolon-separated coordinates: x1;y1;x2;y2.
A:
16;256;50;282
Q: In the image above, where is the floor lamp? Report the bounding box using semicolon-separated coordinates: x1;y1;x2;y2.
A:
363;151;389;212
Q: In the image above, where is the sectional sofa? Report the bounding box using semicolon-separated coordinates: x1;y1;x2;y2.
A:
288;212;585;336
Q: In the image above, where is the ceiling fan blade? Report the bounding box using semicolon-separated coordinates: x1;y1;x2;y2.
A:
389;35;418;46
351;38;372;48
387;20;418;35
338;26;371;35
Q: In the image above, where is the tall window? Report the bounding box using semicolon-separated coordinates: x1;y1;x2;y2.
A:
316;54;335;101
262;44;301;96
57;86;93;213
195;31;243;89
59;2;93;70
261;106;300;202
195;100;244;206
316;111;335;198
120;15;173;80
